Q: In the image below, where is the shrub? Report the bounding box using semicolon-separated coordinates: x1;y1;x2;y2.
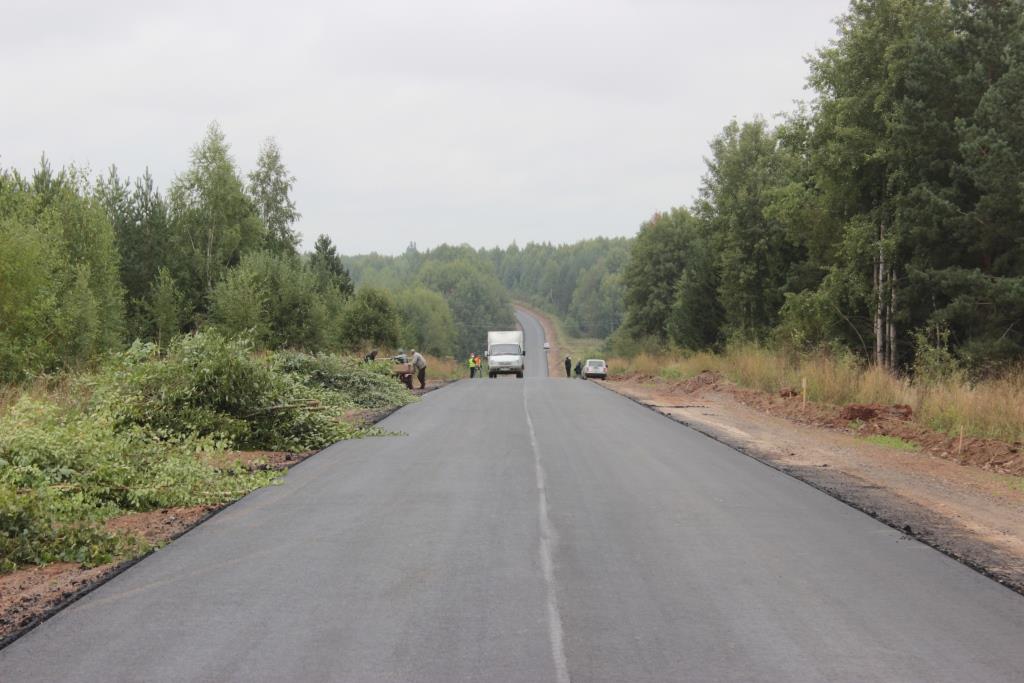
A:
339;287;400;350
0;331;416;573
96;332;363;452
272;351;414;410
0;397;276;571
210;251;330;351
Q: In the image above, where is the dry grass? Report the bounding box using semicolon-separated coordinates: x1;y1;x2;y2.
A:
611;347;1024;445
0;374;82;417
424;354;464;381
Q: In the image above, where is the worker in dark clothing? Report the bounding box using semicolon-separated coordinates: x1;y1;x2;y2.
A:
564;355;572;378
574;360;583;378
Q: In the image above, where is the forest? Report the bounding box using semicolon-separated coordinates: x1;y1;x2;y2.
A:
617;0;1024;376
0;124;515;381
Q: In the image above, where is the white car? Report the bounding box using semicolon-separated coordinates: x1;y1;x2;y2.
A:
582;358;607;379
543;342;550;350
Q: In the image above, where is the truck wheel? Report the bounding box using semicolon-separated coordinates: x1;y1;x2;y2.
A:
489;372;495;379
516;372;523;379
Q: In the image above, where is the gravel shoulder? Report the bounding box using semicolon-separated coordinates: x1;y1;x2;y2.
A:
601;374;1024;593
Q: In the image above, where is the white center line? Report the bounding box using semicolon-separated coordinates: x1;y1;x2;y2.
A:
524;383;571;683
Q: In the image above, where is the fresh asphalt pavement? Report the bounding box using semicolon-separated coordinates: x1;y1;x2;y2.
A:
3;312;1024;682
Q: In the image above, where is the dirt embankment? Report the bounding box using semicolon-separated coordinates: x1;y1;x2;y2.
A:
604;372;1024;593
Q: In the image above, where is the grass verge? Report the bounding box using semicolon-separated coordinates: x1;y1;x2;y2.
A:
610;347;1024;445
862;434;919;452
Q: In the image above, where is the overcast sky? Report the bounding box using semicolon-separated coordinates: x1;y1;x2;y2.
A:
2;0;849;255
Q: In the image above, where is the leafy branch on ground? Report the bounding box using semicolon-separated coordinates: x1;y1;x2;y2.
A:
0;331;414;573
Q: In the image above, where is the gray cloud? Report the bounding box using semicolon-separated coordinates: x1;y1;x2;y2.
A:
1;0;848;254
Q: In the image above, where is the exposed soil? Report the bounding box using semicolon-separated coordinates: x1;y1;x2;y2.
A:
691;372;1024;476
1;505;218;645
104;505;219;545
604;372;1024;593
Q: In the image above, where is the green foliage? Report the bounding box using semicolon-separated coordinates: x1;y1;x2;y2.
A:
343;244;517;357
0;213;62;378
613;0;1024;372
96;167;170;339
248;138;301;254
272;351;414;410
490;238;631;337
621;209;698;341
0;330;416;572
97;332;360;452
0;163;125;380
146;267;187;348
210;251;331;350
339;287;400;351
395;287;456;357
0;394;276;571
310;234;354;298
697;119;802;341
666;226;723;351
912;325;960;384
416;249;517;357
168;122;266;310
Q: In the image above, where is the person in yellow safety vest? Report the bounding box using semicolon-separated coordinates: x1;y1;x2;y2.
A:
467;353;477;379
473;353;483;378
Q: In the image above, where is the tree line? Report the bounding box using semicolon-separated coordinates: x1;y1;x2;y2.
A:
343;238;631;355
343;244;517;359
486;239;631;339
6;1;1021;380
616;0;1024;375
0;123;442;381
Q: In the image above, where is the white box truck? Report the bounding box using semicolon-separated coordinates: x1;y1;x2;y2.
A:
486;330;525;378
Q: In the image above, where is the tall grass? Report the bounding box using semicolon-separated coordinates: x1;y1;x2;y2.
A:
425;355;463;381
610;347;1024;444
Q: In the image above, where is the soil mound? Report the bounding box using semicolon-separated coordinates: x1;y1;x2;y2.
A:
839;403;914;422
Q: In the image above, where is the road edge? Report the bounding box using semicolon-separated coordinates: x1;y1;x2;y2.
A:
0;382;453;652
594;380;1024;597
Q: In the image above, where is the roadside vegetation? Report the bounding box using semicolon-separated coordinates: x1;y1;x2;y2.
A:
0;124;503;384
0;121;489;577
607;348;1024;446
0;331;415;574
343;244;518;358
862;435;919;452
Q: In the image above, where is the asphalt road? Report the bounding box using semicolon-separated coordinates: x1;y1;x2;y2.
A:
3;310;1024;681
514;306;549;378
